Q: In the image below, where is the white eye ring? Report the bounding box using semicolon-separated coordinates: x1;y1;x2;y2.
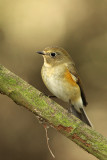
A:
50;52;56;57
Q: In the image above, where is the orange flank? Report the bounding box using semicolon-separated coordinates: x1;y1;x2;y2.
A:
64;69;78;86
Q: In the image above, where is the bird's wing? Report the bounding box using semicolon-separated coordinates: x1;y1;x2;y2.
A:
67;63;88;106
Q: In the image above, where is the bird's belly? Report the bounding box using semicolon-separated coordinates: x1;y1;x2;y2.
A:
42;70;80;102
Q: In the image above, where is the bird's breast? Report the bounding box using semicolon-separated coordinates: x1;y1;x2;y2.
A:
41;65;80;102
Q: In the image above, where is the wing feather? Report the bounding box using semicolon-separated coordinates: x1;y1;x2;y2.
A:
67;63;88;106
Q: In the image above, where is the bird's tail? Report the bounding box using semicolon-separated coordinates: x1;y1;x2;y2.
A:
72;106;93;127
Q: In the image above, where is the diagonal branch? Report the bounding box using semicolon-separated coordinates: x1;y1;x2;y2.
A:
0;64;107;160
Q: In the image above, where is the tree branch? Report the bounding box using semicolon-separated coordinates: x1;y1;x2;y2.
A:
0;64;107;160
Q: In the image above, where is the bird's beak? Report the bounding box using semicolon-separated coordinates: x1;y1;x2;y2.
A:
36;51;45;55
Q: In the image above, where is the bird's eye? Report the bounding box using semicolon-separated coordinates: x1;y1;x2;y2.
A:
50;52;56;57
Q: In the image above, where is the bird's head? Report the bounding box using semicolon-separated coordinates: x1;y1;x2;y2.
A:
37;46;72;67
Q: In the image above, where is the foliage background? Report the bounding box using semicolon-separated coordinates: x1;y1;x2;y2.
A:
0;0;107;160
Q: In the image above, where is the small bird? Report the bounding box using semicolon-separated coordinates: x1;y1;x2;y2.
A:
37;47;92;127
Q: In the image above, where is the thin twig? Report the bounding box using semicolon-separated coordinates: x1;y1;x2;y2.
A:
44;125;55;158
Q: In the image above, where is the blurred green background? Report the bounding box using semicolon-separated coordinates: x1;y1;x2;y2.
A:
0;0;107;160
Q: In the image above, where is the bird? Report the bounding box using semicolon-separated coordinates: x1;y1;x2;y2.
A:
37;46;92;127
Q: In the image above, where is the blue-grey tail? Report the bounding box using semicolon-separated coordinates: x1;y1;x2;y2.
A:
72;106;92;127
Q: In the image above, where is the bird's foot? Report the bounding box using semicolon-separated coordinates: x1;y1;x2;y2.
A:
39;92;56;99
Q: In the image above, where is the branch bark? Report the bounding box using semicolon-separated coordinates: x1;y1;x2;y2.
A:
0;64;107;160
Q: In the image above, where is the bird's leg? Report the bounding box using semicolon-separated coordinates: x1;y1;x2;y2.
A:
48;95;57;98
68;99;73;113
